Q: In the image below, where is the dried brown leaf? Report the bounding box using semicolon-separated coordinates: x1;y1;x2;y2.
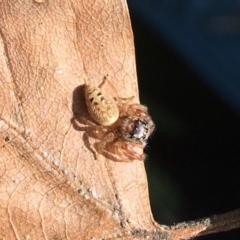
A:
1;0;240;239
0;0;161;239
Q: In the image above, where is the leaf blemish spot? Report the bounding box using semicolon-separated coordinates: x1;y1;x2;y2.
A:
5;136;10;142
77;189;83;194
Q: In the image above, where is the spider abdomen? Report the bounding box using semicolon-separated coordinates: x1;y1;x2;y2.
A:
85;85;119;126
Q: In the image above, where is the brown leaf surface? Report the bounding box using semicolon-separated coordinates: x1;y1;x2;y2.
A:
3;1;240;239
0;0;163;239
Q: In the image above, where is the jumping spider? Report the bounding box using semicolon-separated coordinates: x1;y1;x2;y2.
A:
79;76;155;162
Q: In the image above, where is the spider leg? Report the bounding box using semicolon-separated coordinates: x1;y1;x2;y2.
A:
96;132;115;155
98;76;135;112
125;104;148;116
120;96;135;115
98;75;122;107
76;117;109;135
98;75;109;88
111;140;145;162
76;116;97;127
74;117;112;160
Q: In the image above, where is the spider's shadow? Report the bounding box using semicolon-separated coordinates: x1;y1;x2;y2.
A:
71;85;135;163
71;85;117;161
72;84;86;119
71;85;98;158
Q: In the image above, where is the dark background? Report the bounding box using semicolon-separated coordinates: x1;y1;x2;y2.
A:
127;1;240;239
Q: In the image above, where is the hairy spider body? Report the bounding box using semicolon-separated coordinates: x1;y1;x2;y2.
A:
120;115;154;147
82;77;155;162
85;84;119;126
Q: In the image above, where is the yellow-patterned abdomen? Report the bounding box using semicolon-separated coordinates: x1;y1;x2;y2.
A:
85;84;119;126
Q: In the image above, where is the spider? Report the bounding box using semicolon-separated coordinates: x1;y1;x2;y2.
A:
79;76;155;162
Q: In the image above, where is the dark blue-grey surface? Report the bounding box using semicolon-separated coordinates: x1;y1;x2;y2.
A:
127;2;240;239
128;0;240;113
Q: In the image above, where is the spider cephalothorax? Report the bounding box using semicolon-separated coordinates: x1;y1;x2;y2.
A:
80;76;155;162
120;104;155;146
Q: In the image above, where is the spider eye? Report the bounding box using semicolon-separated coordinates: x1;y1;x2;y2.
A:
129;119;147;141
